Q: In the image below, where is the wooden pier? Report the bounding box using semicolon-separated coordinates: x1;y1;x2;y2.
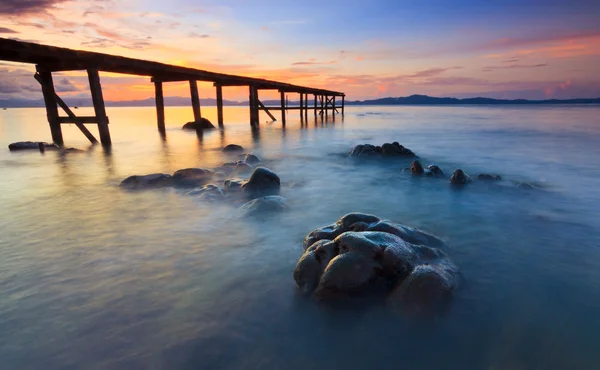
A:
0;38;345;146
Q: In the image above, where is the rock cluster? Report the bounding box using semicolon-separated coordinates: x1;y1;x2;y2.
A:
294;213;458;312
349;142;416;158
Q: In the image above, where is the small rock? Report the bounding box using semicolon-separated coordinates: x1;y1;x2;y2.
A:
120;173;173;189
222;144;244;153
223;178;244;192
241;167;281;198
478;173;502;181
450;169;471;185
182;118;215;130
244;154;261;165
187;184;225;200
410;160;424;174
426;165;444;177
172;168;213;187
8;141;58;151
239;195;287;216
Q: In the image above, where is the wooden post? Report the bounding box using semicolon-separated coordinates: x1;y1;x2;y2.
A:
36;67;63;146
304;94;309;120
154;80;165;133
325;96;329;119
249;86;259;126
280;91;286;126
332;96;336;116
342;95;345;115
314;94;317;116
320;95;324;115
189;80;201;122
215;84;224;128
299;93;303;119
87;69;111;146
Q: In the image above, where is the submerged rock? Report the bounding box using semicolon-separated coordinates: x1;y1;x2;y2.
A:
223;178;244;192
187;184;225;201
426;165;444;177
182;118;215;130
172;168;213;187
478;173;502;181
410;160;424;174
8;141;58;151
241;167;281;198
120;173;173;189
294;213;458;312
349;142;415;158
239;195;287;216
450;169;471;185
222;144;244;153
244;154;261;166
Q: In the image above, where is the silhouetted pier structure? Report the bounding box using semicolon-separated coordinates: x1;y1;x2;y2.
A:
0;38;345;146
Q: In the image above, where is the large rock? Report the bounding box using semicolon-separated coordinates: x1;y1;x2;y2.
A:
8;141;58;151
239;195;287;216
241;167;281;198
349;142;415;158
120;173;173;189
182;118;215;130
172;168;213;187
294;213;458;311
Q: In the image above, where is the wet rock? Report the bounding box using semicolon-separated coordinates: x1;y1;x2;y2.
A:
223;178;244;192
410;160;424;174
478;173;502;181
450;169;471;185
187;184;225;201
241;167;280;198
294;213;458;310
244;154;261;166
8;141;58;151
349;142;415;158
182;118;215;130
426;165;444;177
235;162;253;174
240;195;287;216
222;144;244;153
172;168;213;187
120;173;173;189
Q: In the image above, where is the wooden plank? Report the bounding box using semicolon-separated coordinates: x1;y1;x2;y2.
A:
215;84;224;128
189;80;201;122
57;116;99;124
35;67;63;146
87;68;111;146
154;80;166;133
280;91;286;125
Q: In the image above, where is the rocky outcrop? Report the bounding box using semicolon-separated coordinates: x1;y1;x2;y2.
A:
349;142;416;158
222;144;244;153
241;167;281;198
120;173;173;189
8;141;59;151
294;213;458;312
182;118;215;130
239;195;287;216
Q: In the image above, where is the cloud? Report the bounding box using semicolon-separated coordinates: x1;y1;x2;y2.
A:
482;63;548;72
292;60;337;66
188;32;210;39
0;27;18;34
407;67;462;78
0;0;67;15
55;78;79;93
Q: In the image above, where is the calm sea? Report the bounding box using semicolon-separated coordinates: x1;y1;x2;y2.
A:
1;105;600;370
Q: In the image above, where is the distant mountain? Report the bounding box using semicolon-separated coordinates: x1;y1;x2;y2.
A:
347;94;600;105
1;94;599;108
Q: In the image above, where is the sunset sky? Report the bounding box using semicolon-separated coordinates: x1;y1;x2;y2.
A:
1;0;600;102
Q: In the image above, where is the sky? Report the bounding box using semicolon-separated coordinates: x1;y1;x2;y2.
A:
1;0;600;102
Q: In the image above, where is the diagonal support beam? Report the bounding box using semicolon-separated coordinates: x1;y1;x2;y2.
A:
257;99;277;121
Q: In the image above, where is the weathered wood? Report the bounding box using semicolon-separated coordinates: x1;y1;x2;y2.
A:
304;93;308;120
87;68;111;145
332;96;336;116
314;94;317;116
215;84;224;128
280;91;286;125
36;67;63;145
189;80;201;122
154;80;165;133
249;86;259;126
257;100;277;121
34;72;98;143
341;95;345;115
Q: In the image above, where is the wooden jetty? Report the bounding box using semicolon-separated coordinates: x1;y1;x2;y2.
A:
0;38;345;146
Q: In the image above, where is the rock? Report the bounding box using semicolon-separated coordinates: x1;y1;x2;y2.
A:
172;168;213;187
8;141;58;151
222;144;244;153
478;173;501;181
240;195;287;216
426;165;444;177
241;167;280;198
349;142;415;158
294;213;458;307
450;169;471;185
410;160;424;174
235;162;253;174
120;173;173;189
182;118;215;130
244;154;261;165
187;184;225;201
223;178;244;192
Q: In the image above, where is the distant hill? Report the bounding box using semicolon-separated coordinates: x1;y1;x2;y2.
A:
347;94;600;105
1;94;599;108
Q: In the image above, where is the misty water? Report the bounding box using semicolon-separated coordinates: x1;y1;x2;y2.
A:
1;105;600;369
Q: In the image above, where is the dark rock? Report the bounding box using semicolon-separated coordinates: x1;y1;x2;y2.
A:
450;169;471;185
8;141;58;151
241;167;280;198
223;178;244;192
182;118;215;130
240;195;287;216
426;165;444;177
222;144;244;153
314;251;378;298
244;154;261;165
187;184;225;201
478;173;502;181
120;173;173;189
349;142;415;158
410;160;424;174
172;168;213;187
235;162;253;174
